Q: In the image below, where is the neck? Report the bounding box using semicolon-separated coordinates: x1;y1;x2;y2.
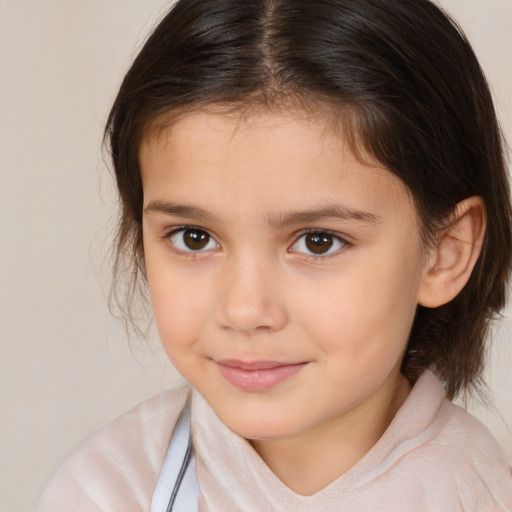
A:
250;372;411;495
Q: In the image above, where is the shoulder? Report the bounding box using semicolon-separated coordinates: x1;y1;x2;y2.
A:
425;400;512;510
35;386;190;512
396;373;512;510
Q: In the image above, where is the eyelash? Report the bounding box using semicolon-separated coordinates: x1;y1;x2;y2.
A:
165;225;220;257
289;229;348;258
163;226;349;259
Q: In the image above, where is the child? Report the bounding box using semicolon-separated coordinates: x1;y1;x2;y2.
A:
36;0;512;510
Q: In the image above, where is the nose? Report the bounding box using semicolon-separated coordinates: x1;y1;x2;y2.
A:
215;255;288;334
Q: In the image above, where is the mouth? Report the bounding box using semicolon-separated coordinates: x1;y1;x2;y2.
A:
215;359;308;392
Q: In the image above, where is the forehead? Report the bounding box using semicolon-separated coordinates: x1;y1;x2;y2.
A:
141;101;374;172
139;109;416;226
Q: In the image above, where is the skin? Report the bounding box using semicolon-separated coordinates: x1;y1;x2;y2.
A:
140;109;434;495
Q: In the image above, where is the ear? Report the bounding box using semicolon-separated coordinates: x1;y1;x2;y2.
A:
417;196;486;308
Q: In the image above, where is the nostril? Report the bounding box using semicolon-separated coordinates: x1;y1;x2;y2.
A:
216;288;288;333
215;263;288;333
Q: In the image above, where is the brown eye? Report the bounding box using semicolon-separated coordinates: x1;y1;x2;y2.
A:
305;233;334;254
183;229;209;250
291;231;345;256
170;228;219;252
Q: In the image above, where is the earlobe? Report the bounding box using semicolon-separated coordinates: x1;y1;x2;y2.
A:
417;196;486;308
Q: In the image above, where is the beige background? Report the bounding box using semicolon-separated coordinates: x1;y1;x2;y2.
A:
0;1;511;511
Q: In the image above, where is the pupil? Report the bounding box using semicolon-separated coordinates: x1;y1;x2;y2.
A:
305;233;333;254
184;229;209;250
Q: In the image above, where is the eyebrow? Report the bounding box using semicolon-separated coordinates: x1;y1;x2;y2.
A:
145;201;219;223
144;200;381;227
264;204;381;229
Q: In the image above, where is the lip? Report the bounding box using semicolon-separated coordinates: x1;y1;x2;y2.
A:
215;359;307;391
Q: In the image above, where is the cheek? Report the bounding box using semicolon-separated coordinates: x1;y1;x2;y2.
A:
145;258;210;355
297;253;421;361
150;286;211;380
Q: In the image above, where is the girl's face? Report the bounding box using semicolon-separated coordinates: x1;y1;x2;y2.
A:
140;109;429;442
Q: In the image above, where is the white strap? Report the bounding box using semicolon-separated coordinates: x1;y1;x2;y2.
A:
150;399;199;512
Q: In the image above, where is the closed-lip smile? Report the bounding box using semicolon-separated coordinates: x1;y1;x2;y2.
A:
215;359;308;391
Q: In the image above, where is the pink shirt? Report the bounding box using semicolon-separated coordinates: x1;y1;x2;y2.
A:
36;370;512;511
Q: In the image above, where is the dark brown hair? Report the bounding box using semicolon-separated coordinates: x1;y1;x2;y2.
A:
105;0;512;398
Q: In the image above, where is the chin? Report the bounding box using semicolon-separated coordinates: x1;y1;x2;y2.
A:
216;406;305;442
